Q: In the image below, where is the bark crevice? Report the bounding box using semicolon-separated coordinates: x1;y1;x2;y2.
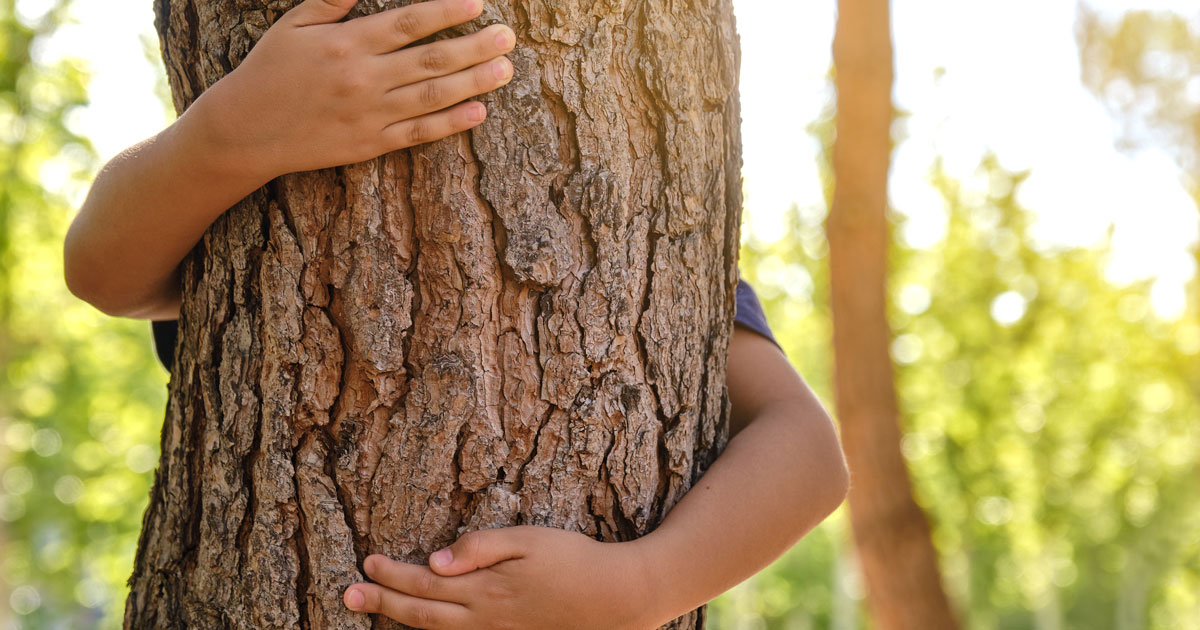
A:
290;443;313;630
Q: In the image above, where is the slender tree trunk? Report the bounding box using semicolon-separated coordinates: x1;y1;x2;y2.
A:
125;1;743;628
826;1;959;629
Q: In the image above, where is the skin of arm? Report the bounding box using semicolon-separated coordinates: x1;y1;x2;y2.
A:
63;0;515;319
343;325;851;629
628;324;851;625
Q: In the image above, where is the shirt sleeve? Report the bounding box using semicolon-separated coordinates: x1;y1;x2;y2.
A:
734;277;781;349
151;319;178;371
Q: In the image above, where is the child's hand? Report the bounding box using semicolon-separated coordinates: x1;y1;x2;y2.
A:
199;0;515;181
342;525;658;629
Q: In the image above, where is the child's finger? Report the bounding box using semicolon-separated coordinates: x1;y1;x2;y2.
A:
379;101;488;151
343;582;470;628
285;0;359;27
354;0;484;54
428;526;532;577
362;554;476;603
380;23;515;91
384;56;512;123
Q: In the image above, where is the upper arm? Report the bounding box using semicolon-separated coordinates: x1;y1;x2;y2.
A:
726;326;829;440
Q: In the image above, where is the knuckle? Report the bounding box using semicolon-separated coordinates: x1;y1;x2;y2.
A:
406;120;429;145
485;57;511;88
333;74;367;99
366;553;388;574
419;80;442;107
363;587;384;612
474;64;492;92
419;47;447;72
323;37;353;60
464;531;483;560
336;112;364;130
442;2;460;26
412;602;435;628
394;11;423;39
417;571;439;598
483;579;512;600
478;33;496;58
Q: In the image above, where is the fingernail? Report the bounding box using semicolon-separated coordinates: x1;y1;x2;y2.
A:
469;103;486;122
463;0;481;14
493;58;512;81
346;589;364;610
432;548;453;567
495;28;514;50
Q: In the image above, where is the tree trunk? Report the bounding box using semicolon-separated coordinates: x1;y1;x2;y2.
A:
125;1;743;629
826;1;959;629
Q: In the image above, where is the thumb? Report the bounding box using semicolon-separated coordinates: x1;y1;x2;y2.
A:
428;527;527;576
286;0;358;26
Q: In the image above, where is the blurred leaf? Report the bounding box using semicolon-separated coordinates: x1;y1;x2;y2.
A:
1;1;168;628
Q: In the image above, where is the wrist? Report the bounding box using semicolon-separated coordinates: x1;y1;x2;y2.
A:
621;532;684;629
174;76;283;186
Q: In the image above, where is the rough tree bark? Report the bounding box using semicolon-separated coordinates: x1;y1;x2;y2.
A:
124;1;743;629
826;0;960;629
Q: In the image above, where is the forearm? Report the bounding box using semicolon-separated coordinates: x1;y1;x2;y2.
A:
628;404;849;627
63;86;273;319
65;0;520;320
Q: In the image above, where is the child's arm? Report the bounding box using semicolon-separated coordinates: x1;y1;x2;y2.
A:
627;326;850;624
64;0;515;319
341;326;850;629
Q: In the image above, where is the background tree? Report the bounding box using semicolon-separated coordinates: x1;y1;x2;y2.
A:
124;0;743;628
826;0;959;628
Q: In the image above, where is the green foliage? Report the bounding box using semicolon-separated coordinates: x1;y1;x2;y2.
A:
1076;5;1200;320
0;1;167;628
1076;6;1200;176
713;150;1200;629
899;153;1200;628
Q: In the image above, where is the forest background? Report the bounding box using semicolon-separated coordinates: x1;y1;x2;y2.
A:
1;0;1198;629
